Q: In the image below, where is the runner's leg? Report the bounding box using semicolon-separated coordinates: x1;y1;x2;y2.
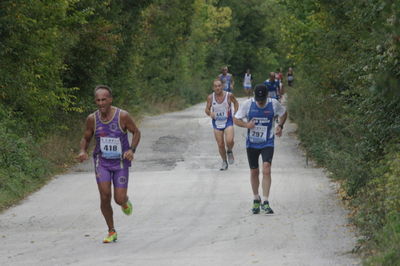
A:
224;126;234;152
97;181;114;231
247;148;261;196
213;129;227;161
112;168;129;206
250;168;260;196
114;187;128;205
261;162;272;200
260;147;274;200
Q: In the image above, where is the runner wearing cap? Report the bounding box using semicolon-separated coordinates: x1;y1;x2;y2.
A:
233;84;287;214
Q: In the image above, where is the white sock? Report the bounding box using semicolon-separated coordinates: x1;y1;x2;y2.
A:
254;194;261;200
263;197;269;202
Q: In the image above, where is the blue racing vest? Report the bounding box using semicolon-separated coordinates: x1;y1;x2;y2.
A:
220;74;232;92
264;80;280;99
246;99;275;149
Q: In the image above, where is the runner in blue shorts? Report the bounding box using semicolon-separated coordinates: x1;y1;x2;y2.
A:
234;84;287;214
218;66;235;93
264;72;283;101
205;79;239;170
77;85;141;243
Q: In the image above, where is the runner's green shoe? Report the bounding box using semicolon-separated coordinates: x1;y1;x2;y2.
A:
261;200;274;214
103;231;117;243
121;199;133;215
252;199;261;214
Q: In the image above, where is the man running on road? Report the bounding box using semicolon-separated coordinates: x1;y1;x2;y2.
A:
234;84;287;214
205;79;239;170
77;85;141;243
264;72;283;101
218;66;235;92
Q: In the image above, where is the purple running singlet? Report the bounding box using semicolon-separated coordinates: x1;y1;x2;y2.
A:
93;108;131;188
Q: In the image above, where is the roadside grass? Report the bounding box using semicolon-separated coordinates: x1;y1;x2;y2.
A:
288;79;400;265
0;124;50;210
364;213;400;265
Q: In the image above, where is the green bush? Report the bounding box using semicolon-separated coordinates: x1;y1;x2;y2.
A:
0;113;49;209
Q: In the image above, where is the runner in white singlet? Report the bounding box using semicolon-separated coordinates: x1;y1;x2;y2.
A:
243;68;253;98
205;79;239;170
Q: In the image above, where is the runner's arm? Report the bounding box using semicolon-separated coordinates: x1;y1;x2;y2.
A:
279;111;287;126
205;95;214;119
77;114;95;162
121;111;141;151
274;100;288;137
233;117;255;129
275;111;287;137
230;93;239;115
279;82;285;96
233;100;254;129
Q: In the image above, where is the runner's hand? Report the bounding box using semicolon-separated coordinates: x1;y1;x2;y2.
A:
77;151;88;162
123;150;134;161
246;120;256;129
275;126;283;137
210;112;216;120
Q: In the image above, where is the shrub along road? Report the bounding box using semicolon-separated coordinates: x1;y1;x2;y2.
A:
0;98;360;265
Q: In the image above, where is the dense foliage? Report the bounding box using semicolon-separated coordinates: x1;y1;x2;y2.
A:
0;1;282;207
279;0;400;263
2;0;399;262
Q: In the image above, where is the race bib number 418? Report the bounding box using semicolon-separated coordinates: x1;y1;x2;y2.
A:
100;137;122;159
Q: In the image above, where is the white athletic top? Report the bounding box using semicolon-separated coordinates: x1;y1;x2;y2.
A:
212;92;231;129
235;98;286;121
243;73;252;86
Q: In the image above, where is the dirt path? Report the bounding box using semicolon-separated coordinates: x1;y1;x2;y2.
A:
0;98;360;265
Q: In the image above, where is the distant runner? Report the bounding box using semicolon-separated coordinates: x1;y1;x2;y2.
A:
205;79;239;170
234;84;287;214
287;67;294;87
218;66;235;92
243;68;253;98
264;72;283;101
275;68;283;82
77;85;141;243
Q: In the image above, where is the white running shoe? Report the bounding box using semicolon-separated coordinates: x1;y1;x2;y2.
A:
220;160;228;171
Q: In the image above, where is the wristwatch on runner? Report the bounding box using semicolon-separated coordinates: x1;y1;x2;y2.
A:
130;146;136;153
278;124;284;129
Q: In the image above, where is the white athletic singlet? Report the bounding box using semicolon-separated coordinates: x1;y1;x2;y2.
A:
212;92;231;129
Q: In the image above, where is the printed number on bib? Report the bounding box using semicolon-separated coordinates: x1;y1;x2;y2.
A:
100;137;122;159
215;111;228;129
249;125;268;143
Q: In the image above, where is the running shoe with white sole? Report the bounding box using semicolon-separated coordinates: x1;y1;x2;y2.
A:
261;200;274;214
220;160;228;171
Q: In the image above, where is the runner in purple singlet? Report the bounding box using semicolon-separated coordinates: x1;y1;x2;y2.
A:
77;85;141;243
